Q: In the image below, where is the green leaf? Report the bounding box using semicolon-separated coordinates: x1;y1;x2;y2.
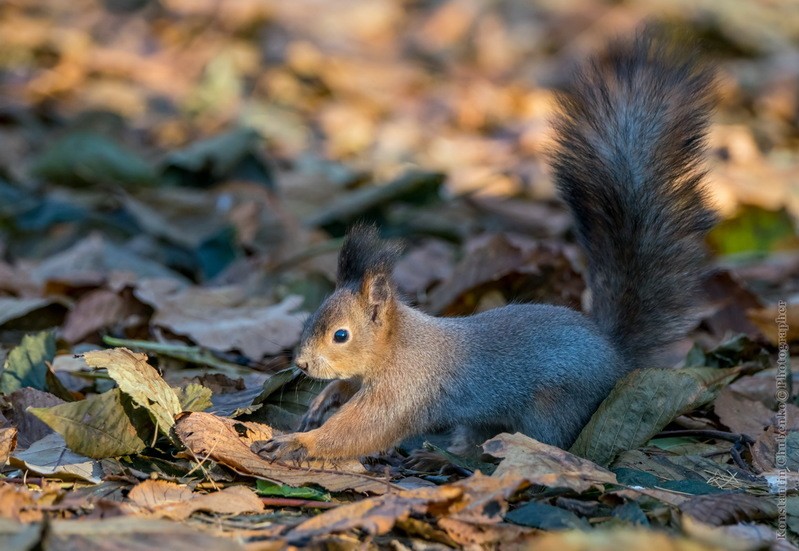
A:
246;368;327;431
0;331;56;394
83;348;181;436
30;132;156;188
613;467;726;495
29;388;152;459
611;501;649;526
175;383;213;413
571;367;741;466
196;225;239;280
708;205;798;256
161;128;274;189
255;480;330;502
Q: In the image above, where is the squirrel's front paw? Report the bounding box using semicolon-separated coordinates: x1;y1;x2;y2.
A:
252;433;310;465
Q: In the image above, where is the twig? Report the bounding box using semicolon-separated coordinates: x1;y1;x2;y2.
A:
260;497;338;509
655;429;755;444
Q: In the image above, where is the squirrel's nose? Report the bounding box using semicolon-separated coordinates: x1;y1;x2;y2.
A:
296;360;309;372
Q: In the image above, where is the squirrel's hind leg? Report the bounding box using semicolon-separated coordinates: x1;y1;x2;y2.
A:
403;425;493;473
447;425;489;456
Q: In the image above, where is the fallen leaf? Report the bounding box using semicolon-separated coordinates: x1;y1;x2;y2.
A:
613;451;767;495
250;368;327;431
392;240;454;298
44;517;246;551
426;233;582;315
0;428;17;467
200;373;268;418
162;128;274;189
174;411;397;494
505;501;591;530
0;331;56;395
752;427;799;472
175;383;213;413
126;479;264;520
255;479;330;501
4;388;64;449
29;234;187;290
61;290;129;344
700;270;763;338
83;348;181;435
127;479;193;508
571;367;741;466
483;433;617;493
680;493;778;526
449;471;528;524
30;132;156;188
713;388;775;438
29;389;153;459
681;515;784;551
747;300;799;345
436;518;534;549
135;281;307;360
0;482;46;523
284;485;463;543
0;517;41;551
11;433;103;483
0;297;60;328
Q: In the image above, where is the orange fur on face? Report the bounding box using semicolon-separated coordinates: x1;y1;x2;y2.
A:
294;285;396;381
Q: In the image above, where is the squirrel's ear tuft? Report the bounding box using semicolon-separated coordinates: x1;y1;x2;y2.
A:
337;223;402;287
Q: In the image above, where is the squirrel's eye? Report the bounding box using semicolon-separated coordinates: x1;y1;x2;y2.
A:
333;329;349;343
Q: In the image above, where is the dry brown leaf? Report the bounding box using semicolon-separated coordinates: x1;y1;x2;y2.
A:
747;301;799;345
127;479;263;520
392;240;454;298
751;425;799;473
0;428;17;468
0;481;56;523
284;485;463;543
701;270;763;338
713;388;774;438
483;433;617;493
680;493;778;526
449;471;527;524
427;234;582;315
30;234;186;290
437;518;534;549
4;388;64;449
681;516;784;551
174;412;398;494
135;281;307;360
127;479;193;509
61;289;129;343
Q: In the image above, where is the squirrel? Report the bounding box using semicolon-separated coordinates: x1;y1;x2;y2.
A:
254;32;717;463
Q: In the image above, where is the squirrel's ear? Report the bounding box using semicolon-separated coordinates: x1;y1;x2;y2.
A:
361;272;393;322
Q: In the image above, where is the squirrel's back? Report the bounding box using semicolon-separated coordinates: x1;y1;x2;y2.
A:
551;32;716;371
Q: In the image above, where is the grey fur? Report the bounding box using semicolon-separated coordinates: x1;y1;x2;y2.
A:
391;304;623;449
551;31;716;370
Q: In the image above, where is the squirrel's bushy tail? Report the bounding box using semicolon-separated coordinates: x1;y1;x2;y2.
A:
551;32;716;371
